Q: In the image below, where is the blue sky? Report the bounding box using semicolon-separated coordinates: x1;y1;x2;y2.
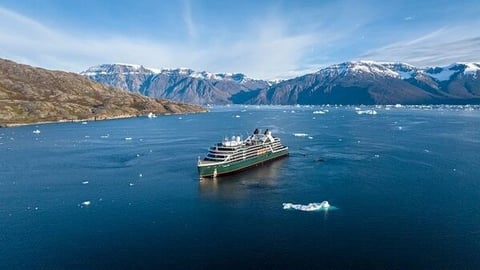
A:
1;0;479;79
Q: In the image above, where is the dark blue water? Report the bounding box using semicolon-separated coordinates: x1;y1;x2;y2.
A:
1;105;480;269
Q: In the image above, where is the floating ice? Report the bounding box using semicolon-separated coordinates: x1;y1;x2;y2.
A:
81;121;88;125
283;201;331;211
313;110;326;114
33;129;41;134
100;134;110;139
129;183;135;187
293;133;309;137
234;115;240;118
125;137;132;141
82;181;89;185
81;201;91;207
356;110;377;115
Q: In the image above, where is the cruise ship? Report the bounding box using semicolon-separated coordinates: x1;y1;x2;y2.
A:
197;128;289;178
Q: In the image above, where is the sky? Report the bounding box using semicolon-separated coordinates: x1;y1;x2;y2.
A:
1;0;479;79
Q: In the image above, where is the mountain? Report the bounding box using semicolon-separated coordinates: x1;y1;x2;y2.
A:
81;64;269;105
249;61;480;105
82;61;480;105
0;58;206;127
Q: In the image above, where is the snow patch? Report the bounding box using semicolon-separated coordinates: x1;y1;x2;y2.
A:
426;67;457;81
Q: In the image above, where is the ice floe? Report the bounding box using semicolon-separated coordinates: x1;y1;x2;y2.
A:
356;110;377;115
80;201;91;207
293;133;309;137
283;201;331;211
33;129;41;134
82;181;89;185
125;137;133;141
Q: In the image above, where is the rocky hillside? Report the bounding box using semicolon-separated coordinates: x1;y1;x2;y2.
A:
81;64;270;104
0;58;206;127
249;61;480;105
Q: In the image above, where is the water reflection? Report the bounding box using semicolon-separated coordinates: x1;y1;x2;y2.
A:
198;158;287;199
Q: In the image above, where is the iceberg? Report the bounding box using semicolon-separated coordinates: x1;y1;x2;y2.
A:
356;110;377;115
283;201;330;211
80;201;91;207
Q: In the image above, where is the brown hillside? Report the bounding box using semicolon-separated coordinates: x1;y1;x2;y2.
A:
0;58;206;126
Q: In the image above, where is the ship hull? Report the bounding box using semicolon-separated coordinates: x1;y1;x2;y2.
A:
198;148;288;178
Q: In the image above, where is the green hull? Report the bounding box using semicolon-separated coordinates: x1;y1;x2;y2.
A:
198;148;288;178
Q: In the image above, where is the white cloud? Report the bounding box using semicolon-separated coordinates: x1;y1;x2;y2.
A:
182;0;197;40
359;24;480;66
0;6;331;79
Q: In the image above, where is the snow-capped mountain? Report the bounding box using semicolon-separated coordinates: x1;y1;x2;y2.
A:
81;64;269;104
249;61;480;105
81;61;480;105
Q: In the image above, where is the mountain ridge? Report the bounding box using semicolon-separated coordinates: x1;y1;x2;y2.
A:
82;61;480;105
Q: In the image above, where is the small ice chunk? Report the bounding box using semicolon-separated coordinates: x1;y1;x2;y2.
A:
293;133;308;137
33;129;41;134
356;110;377;115
82;181;89;185
125;137;132;141
139;173;143;177
81;201;91;207
129;183;135;187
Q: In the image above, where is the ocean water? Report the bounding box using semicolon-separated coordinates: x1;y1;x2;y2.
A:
1;105;480;269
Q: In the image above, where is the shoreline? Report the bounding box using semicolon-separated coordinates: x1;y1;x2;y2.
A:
0;110;208;128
